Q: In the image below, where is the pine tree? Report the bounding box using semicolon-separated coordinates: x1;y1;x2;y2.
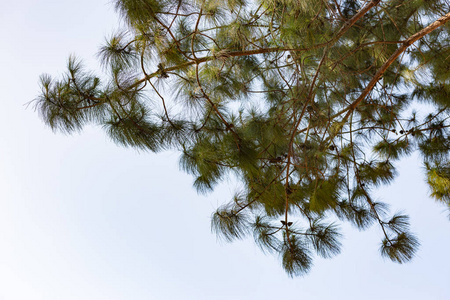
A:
34;0;450;276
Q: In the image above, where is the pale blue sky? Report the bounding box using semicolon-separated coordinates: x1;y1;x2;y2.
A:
0;1;449;299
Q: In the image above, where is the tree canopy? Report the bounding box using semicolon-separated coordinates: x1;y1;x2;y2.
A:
34;0;450;276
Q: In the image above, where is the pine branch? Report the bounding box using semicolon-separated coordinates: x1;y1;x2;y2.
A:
328;12;450;142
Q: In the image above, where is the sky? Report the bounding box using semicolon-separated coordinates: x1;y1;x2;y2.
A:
0;1;449;299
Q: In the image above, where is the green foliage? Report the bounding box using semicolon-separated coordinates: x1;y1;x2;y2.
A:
380;232;420;264
307;221;342;258
99;32;138;70
373;139;412;160
358;161;397;187
211;199;251;242
335;199;375;230
35;57;106;133
252;215;282;253
385;213;411;234
34;0;450;276
281;234;313;277
425;161;450;204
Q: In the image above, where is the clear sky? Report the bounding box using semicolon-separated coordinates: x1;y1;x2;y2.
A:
0;1;449;299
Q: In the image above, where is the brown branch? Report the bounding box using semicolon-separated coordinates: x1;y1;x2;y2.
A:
327;12;450;142
350;12;450;112
324;0;382;48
